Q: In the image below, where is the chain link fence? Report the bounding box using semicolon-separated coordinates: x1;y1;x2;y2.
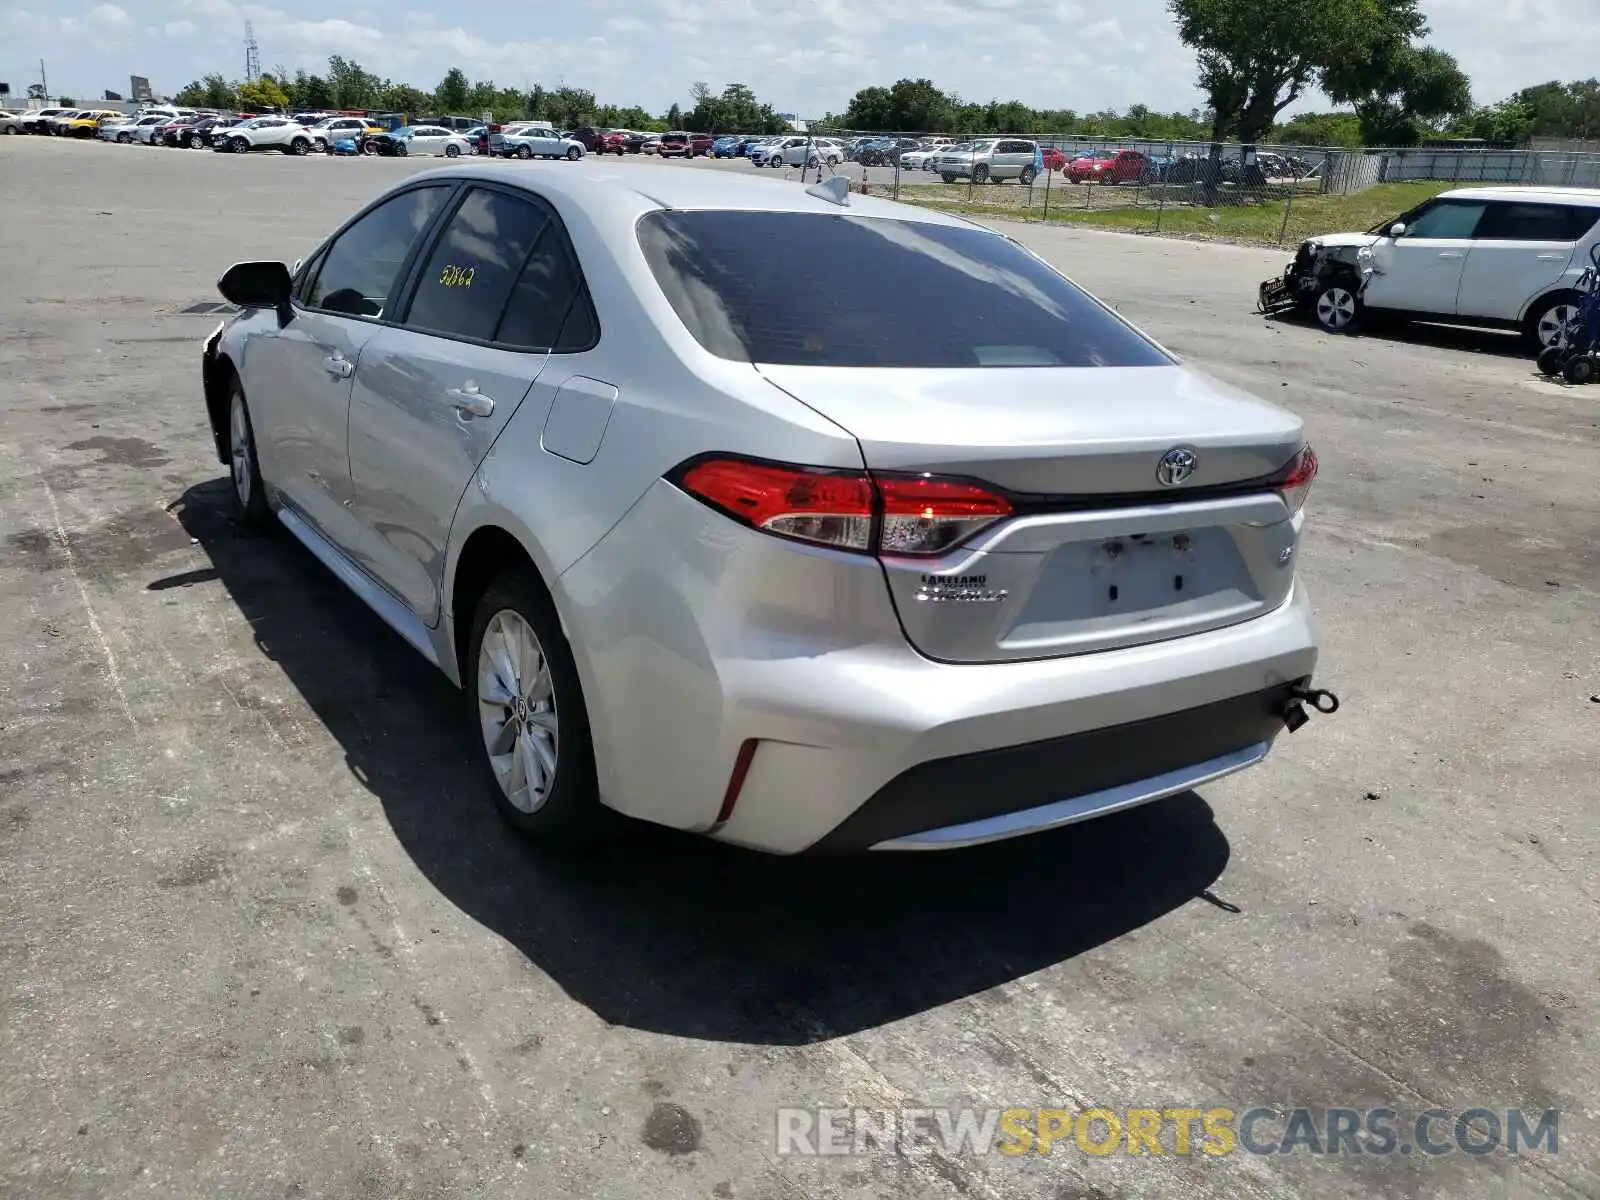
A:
744;129;1600;246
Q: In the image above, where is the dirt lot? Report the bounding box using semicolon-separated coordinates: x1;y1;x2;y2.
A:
0;137;1596;1200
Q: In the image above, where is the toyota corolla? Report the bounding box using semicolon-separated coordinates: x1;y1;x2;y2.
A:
201;164;1333;854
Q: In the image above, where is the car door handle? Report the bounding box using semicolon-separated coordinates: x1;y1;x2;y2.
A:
448;384;495;418
324;355;353;379
1537;253;1565;261
1437;251;1464;259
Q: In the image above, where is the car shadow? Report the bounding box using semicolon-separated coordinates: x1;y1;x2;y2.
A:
168;478;1233;1045
1265;311;1534;360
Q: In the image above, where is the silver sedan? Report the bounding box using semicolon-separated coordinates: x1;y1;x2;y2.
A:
201;164;1327;853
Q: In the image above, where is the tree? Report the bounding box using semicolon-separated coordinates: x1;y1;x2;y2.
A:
1325;34;1471;146
1272;111;1363;146
378;82;429;114
682;82;787;134
236;75;289;112
1169;0;1425;144
435;67;470;114
27;83;46;100
290;70;333;111
664;102;683;129
1449;98;1535;145
58;96;75;106
545;86;597;128
326;55;380;110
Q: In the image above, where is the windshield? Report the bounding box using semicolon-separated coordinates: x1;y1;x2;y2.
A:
638;211;1170;369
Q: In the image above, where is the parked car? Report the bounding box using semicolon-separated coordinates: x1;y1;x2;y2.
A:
495;129;585;160
364;125;474;157
1040;147;1066;172
215;116;317;155
0;110;22;135
60;109;123;137
900;143;954;171
127;114;175;144
658;131;713;158
418;115;479;132
20;107;73;133
749;135;813;167
640;135;661;155
622;131;652;153
1067;148;1156;185
712;135;742;158
204;167;1329;853
94;117;134;141
1258;185;1600;345
566;126;609;153
937;138;1040;184
600;131;628;155
858;137;923;166
307;116;380;152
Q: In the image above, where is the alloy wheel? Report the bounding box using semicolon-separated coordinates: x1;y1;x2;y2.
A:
1316;287;1357;331
1537;303;1578;349
229;392;252;508
477;610;560;814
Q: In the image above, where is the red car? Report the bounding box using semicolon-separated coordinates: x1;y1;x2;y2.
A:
1040;147;1066;171
1066;149;1155;184
601;131;628;155
658;131;714;158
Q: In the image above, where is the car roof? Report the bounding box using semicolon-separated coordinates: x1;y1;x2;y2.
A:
1440;186;1600;208
397;162;979;227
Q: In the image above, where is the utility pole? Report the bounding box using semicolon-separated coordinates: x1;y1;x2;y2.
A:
244;22;260;83
39;59;48;102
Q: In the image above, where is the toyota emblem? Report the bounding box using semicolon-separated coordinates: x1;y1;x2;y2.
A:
1155;447;1198;487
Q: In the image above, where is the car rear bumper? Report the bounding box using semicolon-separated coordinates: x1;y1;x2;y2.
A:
560;480;1321;854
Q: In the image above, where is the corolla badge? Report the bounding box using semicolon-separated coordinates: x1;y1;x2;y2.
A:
1155;446;1199;487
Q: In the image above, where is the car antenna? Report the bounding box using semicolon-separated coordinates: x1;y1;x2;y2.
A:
805;175;850;207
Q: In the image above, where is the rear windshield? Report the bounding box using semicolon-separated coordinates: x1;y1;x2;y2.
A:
637;210;1170;368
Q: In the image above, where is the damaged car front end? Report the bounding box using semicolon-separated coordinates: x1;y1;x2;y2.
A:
1258;237;1375;334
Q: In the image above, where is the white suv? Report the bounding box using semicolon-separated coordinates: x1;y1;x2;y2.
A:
936;138;1040;185
1265;186;1600;347
215;116;315;155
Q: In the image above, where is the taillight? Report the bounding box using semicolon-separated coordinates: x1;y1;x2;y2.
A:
673;455;1012;558
1277;444;1318;513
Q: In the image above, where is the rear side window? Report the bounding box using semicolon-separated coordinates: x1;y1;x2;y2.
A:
1480;202;1589;242
404;188;550;342
637;211;1170;368
306;185;450;318
495;229;598;351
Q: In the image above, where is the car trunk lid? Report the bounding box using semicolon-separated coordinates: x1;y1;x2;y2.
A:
758;363;1307;664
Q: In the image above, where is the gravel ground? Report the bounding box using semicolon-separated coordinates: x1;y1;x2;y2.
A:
0;136;1596;1200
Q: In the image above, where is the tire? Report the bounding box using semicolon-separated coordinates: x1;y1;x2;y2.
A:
972;163;989;183
466;570;599;842
229;136;249;154
393;142;407;157
1314;283;1361;333
288;138;309;155
361;140;378;156
1565;355;1596;385
770;157;784;168
1019;165;1037;185
227;382;271;527
1525;293;1579;350
1536;346;1569;377
445;143;461;157
517;144;533;159
941;173;957;184
565;146;580;160
116;132;131;144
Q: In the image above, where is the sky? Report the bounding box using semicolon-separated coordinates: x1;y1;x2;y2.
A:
2;0;1596;119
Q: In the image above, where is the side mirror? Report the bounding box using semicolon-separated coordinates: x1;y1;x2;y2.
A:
1388;221;1408;238
218;260;292;309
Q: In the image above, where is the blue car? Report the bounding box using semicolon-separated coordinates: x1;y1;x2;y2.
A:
712;135;741;158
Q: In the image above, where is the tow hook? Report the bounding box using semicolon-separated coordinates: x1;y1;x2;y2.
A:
1282;685;1340;733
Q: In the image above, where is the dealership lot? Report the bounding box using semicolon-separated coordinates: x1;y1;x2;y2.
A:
1;137;1596;1199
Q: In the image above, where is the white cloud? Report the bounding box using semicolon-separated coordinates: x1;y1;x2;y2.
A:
9;0;1597;122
